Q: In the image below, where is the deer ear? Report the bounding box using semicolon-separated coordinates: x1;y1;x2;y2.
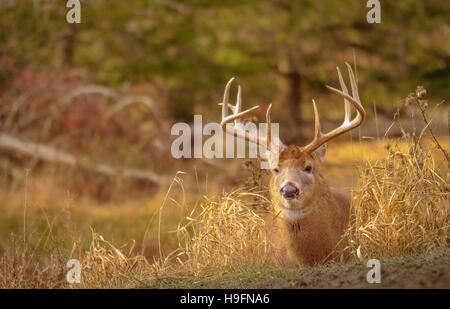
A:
311;144;327;162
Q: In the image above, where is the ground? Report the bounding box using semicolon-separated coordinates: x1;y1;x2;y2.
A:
148;248;450;288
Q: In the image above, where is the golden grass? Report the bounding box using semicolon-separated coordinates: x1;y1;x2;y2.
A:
61;189;277;288
345;141;449;259
173;189;278;274
0;137;448;288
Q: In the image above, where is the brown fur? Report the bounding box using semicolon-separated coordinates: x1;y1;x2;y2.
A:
269;146;350;265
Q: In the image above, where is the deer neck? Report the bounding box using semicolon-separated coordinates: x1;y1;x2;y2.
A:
274;176;338;259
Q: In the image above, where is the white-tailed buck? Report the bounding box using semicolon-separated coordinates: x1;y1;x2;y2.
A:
219;63;365;265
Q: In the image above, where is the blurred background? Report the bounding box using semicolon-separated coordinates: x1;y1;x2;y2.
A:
0;0;448;259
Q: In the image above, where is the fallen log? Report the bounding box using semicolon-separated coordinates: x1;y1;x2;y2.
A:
0;132;169;185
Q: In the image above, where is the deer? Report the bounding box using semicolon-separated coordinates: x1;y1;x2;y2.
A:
219;63;365;265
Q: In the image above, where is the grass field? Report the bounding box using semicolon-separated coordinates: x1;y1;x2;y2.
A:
0;137;448;288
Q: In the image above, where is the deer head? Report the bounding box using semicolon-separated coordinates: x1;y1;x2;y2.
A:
219;63;365;220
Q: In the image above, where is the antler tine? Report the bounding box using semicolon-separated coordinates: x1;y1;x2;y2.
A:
346;62;360;102
302;64;366;153
235;85;242;118
326;64;365;122
220;78;259;123
220;79;251;119
220;78;263;146
222;77;233;119
336;66;351;125
266;103;272;151
311;99;322;139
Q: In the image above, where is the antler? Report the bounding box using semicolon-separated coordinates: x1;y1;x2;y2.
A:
301;63;365;153
220;77;274;150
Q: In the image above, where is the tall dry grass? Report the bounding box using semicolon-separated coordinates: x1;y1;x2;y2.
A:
173;190;278;274
345;141;449;259
343;86;449;259
1;136;448;288
68;189;277;288
1;137;448;288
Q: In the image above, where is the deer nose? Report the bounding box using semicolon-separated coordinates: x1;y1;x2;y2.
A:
280;183;299;200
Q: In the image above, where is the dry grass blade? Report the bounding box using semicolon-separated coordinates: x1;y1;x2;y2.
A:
344;142;449;259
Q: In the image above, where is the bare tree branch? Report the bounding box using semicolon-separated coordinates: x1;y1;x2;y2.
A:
0;132;169;185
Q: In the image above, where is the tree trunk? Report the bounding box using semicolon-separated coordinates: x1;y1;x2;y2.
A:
277;48;303;141
282;70;302;126
62;25;77;66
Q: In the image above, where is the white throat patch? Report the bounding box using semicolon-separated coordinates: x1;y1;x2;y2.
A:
281;207;312;221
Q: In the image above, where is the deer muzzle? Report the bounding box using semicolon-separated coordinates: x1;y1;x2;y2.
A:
280;182;299;200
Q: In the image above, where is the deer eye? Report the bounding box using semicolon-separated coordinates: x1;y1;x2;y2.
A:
273;167;280;174
304;165;313;173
